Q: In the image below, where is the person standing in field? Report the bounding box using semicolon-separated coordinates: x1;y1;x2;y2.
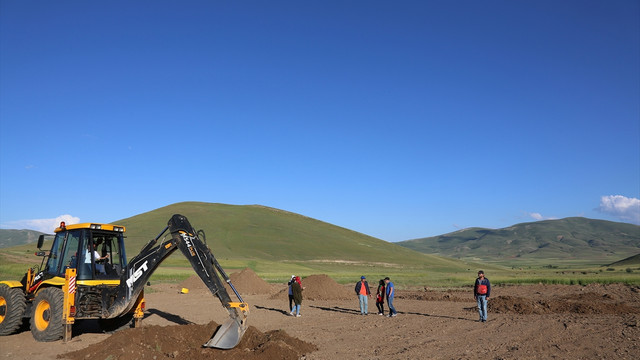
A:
384;277;397;317
375;279;385;315
287;275;296;313
354;276;371;315
291;276;303;317
474;270;491;322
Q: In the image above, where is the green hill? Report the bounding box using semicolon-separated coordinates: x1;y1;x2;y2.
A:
114;202;439;264
397;217;640;265
0;229;46;248
608;253;640;267
103;202;483;282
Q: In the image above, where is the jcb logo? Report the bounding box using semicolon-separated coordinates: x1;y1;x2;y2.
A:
126;260;149;290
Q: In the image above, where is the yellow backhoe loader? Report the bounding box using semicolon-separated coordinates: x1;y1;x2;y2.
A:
0;214;248;349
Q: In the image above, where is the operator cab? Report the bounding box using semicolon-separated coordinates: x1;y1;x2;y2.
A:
41;222;127;281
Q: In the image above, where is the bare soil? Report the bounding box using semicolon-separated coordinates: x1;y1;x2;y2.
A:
1;275;639;360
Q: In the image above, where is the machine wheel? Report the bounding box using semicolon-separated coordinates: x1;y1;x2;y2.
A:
30;287;64;341
0;284;26;336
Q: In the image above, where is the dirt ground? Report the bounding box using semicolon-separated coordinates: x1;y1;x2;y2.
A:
1;272;639;360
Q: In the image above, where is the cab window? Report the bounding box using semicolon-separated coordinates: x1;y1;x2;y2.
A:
45;229;82;277
91;232;125;279
44;232;65;276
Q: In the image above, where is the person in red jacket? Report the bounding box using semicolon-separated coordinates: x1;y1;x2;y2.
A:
474;270;491;322
354;276;371;315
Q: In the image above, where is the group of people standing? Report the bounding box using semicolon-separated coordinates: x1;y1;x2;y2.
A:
354;276;397;317
287;271;491;322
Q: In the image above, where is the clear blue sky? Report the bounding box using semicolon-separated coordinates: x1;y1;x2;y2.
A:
1;1;639;241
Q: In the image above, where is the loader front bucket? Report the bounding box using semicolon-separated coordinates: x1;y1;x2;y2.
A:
203;317;247;349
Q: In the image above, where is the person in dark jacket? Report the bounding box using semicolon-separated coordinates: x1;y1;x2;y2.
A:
354;276;371;315
375;279;385;315
291;276;303;317
474;270;491;322
287;275;296;313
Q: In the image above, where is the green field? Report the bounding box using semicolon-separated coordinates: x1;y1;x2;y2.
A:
2;243;639;288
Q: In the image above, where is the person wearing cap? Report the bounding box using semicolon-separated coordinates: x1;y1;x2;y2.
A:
354;276;371;315
474;270;491;322
384;277;397;317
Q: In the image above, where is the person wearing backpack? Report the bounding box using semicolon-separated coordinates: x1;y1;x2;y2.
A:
474;270;491;322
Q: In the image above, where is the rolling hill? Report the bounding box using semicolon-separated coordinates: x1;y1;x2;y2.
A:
0;229;46;248
2;202;487;284
608;253;640;267
110;202;450;265
397;217;640;264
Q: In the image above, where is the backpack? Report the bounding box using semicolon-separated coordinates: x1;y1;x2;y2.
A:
477;284;488;295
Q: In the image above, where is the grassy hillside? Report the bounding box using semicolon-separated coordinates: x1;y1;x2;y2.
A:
0;229;46;248
608;253;640;267
115;202;445;264
1;202;489;285
398;217;640;265
4;204;637;286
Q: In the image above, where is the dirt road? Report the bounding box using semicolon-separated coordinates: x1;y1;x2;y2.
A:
1;280;638;359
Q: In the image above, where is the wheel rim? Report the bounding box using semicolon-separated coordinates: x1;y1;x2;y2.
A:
0;296;6;323
34;299;51;331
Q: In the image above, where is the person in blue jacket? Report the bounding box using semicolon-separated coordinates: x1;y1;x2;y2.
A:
474;270;491;322
384;277;397;317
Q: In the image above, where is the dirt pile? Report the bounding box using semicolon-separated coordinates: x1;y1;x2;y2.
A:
488;294;640;315
397;289;469;302
59;321;317;360
177;267;273;295
227;268;273;295
300;274;352;301
270;274;352;301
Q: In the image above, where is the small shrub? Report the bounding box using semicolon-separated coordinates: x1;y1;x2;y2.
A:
626;268;633;273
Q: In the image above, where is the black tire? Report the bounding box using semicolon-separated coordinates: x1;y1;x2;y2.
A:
30;287;65;342
0;284;27;336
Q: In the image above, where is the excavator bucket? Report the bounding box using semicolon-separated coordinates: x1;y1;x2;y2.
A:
204;317;247;349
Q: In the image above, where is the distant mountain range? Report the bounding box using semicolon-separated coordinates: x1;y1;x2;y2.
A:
397;217;640;264
0;229;46;248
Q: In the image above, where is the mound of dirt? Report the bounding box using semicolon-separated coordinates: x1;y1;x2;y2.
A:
177;268;273;295
270;274;352;301
59;321;317;360
397;289;469;302
227;268;273;295
487;295;640;315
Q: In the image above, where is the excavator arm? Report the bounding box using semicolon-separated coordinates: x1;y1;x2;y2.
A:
107;214;248;349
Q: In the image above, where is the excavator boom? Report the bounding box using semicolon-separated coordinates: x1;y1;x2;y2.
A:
109;214;248;349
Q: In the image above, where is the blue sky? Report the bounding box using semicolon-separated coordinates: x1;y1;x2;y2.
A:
1;1;639;241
